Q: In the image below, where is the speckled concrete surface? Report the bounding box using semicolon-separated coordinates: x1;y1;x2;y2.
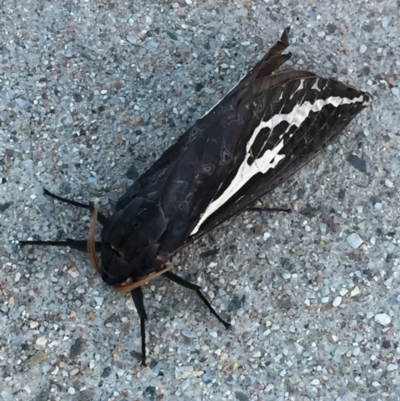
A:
1;1;399;401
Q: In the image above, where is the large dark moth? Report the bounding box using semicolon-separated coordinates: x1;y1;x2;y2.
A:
21;28;372;366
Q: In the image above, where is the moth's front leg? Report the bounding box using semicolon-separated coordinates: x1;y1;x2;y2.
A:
131;287;148;366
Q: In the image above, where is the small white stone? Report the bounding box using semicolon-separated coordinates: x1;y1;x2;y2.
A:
346;233;363;249
185;0;192;4
36;337;47;347
359;45;367;54
126;297;136;310
374;313;391;326
350;286;361;297
311;379;320;386
94;297;104;306
382;16;391;28
352;347;360;356
374;202;383;210
387;363;398;372
321;297;329;304
15;272;21;283
392;87;400;96
68;387;76;395
263;232;271;240
68;267;79;278
332;296;342;307
384;179;394;188
220;63;229;69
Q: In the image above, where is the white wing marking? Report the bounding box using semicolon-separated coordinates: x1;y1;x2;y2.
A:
289;79;305;99
191;94;367;235
311;79;320;91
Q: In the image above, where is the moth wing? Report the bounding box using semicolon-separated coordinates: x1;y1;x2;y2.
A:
116;28;292;211
189;75;371;239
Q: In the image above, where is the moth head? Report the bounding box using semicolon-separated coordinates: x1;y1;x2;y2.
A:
97;197;168;285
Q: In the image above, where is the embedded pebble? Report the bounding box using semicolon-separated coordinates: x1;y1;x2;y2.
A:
374;313;391;326
359;45;367;53
387;364;398;372
1;391;13;401
36;337;47;348
68;267;79;278
346;233;363;249
382;16;391;28
384;179;394;188
332;296;342;307
182;329;197;339
181;379;191;391
175;366;203;380
351;286;361;297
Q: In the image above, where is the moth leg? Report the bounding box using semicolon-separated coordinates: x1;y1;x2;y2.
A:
163;271;231;329
131;287;148;366
20;239;102;252
247;207;291;213
43;188;107;225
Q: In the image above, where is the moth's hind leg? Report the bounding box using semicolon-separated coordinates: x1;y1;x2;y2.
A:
43;188;107;225
163;271;231;329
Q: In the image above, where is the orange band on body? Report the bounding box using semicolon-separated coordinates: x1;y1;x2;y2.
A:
113;266;171;292
88;204;101;274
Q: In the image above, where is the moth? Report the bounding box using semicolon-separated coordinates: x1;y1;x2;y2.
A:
21;27;372;366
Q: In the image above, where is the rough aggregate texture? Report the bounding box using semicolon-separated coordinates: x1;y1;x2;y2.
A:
1;1;399;400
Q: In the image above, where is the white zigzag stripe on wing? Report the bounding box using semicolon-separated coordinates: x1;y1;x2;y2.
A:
191;94;367;235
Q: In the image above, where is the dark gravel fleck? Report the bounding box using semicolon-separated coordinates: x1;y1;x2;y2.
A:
229;295;246;310
382;340;391;349
347;154;367;173
69;337;85;359
195;82;204;92
101;367;112;378
166;31;178;41
327;23;338;33
225;374;235;385
199;248;219;258
143;386;157;400
235;391;249;401
0;202;11;212
126;164;139;180
73;93;83;102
